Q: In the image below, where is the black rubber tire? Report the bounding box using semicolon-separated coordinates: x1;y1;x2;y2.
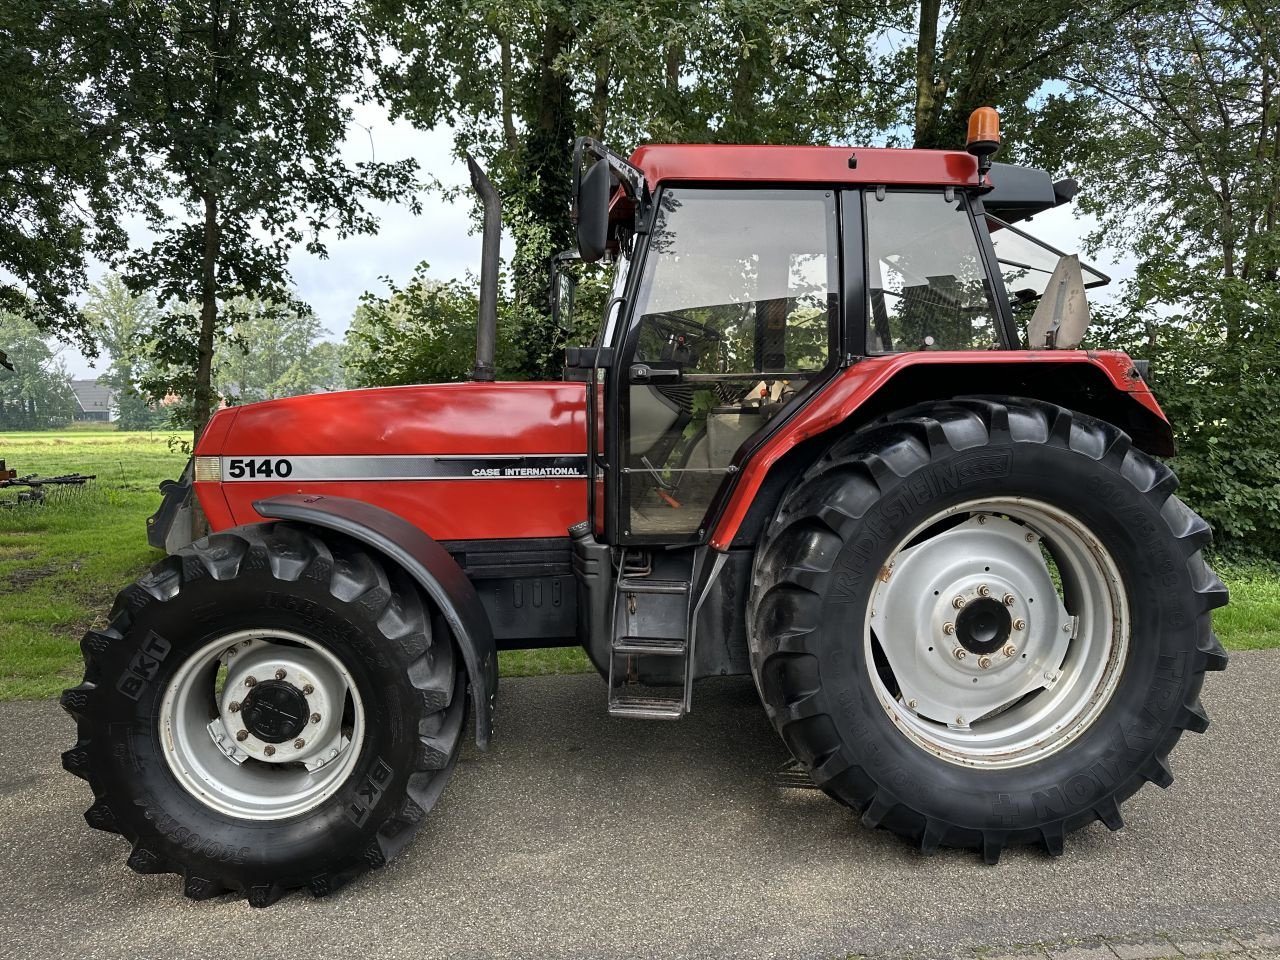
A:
61;522;467;905
749;397;1228;863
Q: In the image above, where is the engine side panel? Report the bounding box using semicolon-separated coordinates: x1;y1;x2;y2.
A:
194;381;589;542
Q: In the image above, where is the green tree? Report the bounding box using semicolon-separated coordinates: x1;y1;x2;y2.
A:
1071;0;1280;552
215;297;334;402
82;274;167;429
91;0;420;441
0;2;123;341
345;262;525;387
370;0;896;380
0;310;77;429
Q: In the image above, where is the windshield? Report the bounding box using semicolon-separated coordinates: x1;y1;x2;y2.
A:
986;215;1109;304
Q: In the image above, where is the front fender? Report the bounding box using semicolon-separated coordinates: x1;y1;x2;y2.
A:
254;494;498;749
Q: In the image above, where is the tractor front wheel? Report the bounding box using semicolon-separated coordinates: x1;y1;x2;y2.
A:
749;397;1227;862
61;522;466;904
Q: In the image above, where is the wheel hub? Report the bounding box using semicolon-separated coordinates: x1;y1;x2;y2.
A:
159;629;366;820
955;597;1011;655
239;680;309;743
869;514;1073;728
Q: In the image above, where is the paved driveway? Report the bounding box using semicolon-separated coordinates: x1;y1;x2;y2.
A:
1;652;1276;960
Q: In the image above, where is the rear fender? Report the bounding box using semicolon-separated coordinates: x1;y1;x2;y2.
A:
713;350;1173;549
254;494;498;749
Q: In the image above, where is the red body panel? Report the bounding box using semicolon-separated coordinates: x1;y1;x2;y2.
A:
629;144;982;188
193;353;1163;549
194;382;588;541
708;351;1165;549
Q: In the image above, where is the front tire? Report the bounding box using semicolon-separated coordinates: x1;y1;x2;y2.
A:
61;522;466;904
749;397;1228;862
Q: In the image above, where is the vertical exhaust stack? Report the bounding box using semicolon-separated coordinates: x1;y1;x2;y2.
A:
466;154;500;382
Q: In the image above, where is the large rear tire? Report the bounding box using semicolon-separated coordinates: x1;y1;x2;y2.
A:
61;522;466;905
749;397;1228;862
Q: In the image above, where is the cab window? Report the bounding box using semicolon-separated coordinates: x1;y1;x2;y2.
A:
865;191;1000;352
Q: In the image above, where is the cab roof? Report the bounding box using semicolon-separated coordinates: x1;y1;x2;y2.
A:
628;144;981;189
624;145;1068;223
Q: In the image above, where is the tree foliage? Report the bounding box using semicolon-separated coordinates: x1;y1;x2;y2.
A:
0;2;122;341
1075;0;1280;553
86;0;419;440
0;310;77;429
345;263;525;387
369;0;901;380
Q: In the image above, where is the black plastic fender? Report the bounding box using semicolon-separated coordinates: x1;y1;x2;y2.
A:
254;493;498;748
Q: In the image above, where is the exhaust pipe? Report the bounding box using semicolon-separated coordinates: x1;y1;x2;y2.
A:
466;154;500;382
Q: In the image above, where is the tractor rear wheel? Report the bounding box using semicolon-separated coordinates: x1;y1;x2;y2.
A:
61;522;466;904
749;397;1228;862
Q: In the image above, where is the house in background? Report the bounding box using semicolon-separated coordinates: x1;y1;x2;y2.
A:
70;380;116;422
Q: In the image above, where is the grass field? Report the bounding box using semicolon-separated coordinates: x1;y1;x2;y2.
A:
0;429;1273;701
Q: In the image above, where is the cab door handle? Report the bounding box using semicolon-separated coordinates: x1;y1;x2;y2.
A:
629;363;681;384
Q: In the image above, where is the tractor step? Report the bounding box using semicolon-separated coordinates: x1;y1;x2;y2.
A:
608;556;694;720
617;577;689;595
612;637;687;657
607;692;685;720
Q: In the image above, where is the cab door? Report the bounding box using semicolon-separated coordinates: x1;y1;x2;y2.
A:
608;187;841;545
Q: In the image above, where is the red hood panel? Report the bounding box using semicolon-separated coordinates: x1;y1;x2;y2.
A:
197;381;588;457
194;381;588;541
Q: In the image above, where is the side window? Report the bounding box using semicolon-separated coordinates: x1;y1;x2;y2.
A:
622;188;837;540
865;191;999;352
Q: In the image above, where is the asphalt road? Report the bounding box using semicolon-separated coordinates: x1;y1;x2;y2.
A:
1;652;1277;960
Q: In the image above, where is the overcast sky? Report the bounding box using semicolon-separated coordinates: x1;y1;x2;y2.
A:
62;101;1129;379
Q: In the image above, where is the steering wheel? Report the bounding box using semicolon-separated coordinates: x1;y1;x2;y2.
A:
646;311;723;344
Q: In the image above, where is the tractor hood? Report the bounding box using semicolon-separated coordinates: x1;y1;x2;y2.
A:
191;381;589;541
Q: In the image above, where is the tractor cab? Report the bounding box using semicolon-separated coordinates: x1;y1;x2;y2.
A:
558;114;1127;720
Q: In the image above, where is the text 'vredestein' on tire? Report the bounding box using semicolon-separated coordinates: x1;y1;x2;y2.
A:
749;396;1228;863
61;521;467;905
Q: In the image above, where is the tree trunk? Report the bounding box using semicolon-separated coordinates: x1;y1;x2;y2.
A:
592;52;610;139
190;191;220;540
913;0;943;147
193;192;220;443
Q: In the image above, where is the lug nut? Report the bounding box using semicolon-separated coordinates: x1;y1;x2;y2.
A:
1003;594;1016;606
952;596;966;610
236;729;249;742
229;701;241;713
264;745;276;757
1025;533;1036;543
978;655;992;669
976;515;987;525
956;716;967;726
274;669;287;680
294;739;305;750
1003;644;1017;657
978;584;990;598
244;676;257;688
310;712;321;724
1013;618;1026;631
1045;671;1059;682
907;699;918;710
953;648;967;660
943;622;956;635
302;684;314;695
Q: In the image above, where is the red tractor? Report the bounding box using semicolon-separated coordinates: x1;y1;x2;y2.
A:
62;109;1228;905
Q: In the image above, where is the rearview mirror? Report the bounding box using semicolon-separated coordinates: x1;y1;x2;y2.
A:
576;158;611;262
551;260;578;332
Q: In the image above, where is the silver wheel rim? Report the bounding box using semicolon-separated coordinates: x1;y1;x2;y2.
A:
159;628;365;819
864;497;1129;769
